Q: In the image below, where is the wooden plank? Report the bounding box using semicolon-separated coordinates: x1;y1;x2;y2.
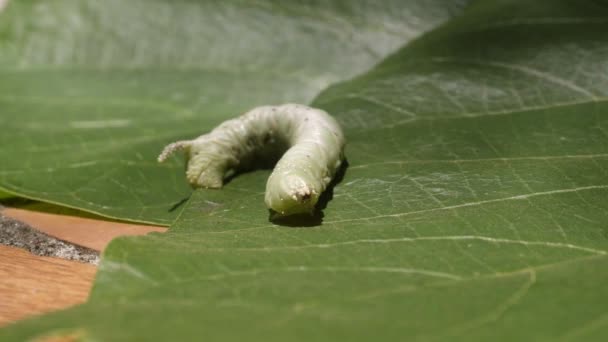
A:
0;245;96;327
2;208;166;251
0;207;167;327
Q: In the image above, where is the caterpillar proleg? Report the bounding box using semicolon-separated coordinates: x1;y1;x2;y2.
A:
158;104;346;216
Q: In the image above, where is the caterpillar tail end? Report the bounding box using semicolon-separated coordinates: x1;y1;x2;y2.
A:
157;140;192;163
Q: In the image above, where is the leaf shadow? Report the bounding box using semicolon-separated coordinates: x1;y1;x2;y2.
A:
168;194;192;213
270;159;349;228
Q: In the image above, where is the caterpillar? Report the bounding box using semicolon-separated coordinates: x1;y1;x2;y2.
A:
158;104;346;216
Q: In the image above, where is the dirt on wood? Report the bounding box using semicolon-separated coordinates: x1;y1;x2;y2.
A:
0;210;99;265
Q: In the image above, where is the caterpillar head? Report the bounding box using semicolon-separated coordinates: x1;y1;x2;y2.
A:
265;173;320;216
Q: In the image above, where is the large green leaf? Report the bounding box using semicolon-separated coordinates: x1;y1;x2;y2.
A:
3;0;608;341
0;0;465;225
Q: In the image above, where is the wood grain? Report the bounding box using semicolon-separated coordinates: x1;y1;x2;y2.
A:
0;245;97;327
0;207;167;328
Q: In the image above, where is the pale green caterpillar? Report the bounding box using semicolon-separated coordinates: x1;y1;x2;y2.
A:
158;104;346;216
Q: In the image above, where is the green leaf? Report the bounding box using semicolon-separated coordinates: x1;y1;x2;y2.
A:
3;0;608;341
0;0;465;225
0;190;12;199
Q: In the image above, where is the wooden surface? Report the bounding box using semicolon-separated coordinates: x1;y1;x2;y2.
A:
3;208;167;251
0;207;167;328
0;245;97;327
